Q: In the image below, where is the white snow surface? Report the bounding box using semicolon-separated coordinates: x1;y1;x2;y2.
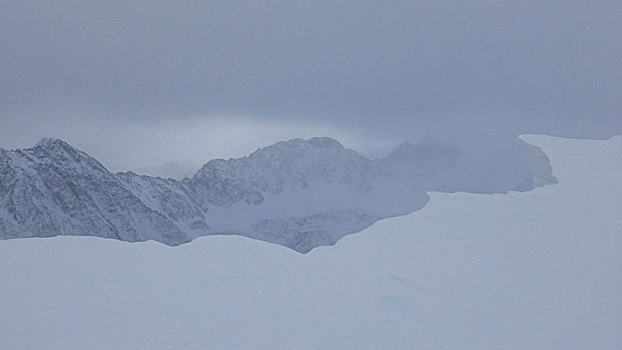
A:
1;134;621;349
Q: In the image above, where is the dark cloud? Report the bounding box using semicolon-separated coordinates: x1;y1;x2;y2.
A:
1;0;621;167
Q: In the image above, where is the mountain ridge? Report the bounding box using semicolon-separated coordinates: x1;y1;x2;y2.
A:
0;135;556;252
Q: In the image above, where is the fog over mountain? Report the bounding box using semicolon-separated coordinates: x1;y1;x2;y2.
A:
1;1;620;171
0;136;554;252
1;3;620;347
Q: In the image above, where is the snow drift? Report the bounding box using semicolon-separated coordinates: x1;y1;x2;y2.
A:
0;134;619;349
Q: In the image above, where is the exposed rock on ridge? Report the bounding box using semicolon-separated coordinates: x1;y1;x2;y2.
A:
0;136;556;252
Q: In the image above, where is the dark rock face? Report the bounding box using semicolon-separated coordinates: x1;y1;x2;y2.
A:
0;136;555;252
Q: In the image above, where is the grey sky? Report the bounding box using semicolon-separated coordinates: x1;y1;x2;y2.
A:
1;0;621;171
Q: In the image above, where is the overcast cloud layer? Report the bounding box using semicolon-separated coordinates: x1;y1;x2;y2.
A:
1;0;621;171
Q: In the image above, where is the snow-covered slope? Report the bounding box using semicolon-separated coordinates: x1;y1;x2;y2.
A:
193;137;378;206
0;138;196;245
193;137;430;252
0;134;619;349
192;136;554;252
0;136;554;252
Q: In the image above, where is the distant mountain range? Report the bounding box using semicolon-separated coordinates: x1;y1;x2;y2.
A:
0;136;555;252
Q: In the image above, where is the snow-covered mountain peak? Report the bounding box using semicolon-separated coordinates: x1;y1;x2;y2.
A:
31;137;87;157
24;138;110;174
192;137;377;207
307;136;344;149
34;137;63;148
247;136;347;160
0;135;558;253
0;138;198;246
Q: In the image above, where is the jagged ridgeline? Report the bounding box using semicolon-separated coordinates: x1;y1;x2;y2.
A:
0;136;555;252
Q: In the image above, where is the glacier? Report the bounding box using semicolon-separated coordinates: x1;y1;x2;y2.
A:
0;134;619;349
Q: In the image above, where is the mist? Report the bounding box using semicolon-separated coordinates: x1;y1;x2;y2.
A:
1;0;621;171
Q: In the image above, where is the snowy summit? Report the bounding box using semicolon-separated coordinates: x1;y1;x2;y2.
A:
0;135;554;252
